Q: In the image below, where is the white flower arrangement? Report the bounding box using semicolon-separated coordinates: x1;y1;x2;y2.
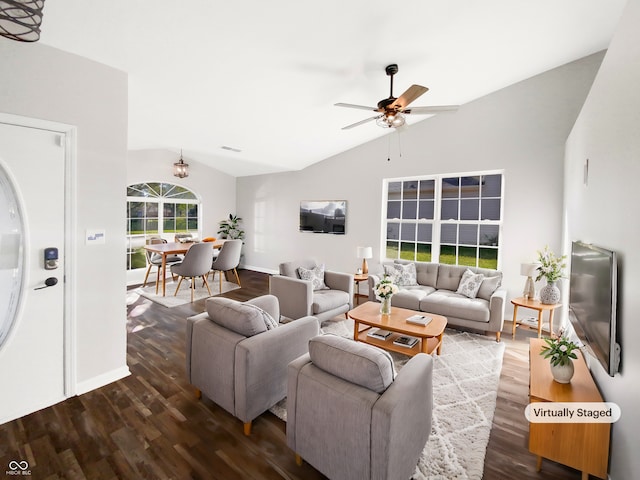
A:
374;276;399;299
536;245;567;283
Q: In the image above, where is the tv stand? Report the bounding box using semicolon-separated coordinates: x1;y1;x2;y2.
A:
529;338;610;479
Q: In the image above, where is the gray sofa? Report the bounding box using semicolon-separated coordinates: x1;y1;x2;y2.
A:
186;294;319;435
368;260;507;341
287;334;433;480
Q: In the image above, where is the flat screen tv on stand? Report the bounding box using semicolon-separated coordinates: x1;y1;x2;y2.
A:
568;241;621;376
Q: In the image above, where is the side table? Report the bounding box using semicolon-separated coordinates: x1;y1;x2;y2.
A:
511;297;561;339
354;273;368;305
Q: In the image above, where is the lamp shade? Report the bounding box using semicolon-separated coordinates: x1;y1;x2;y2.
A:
357;246;372;259
520;263;538;277
0;0;45;42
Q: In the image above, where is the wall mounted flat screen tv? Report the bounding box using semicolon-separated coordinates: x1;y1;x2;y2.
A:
299;201;346;234
568;241;620;376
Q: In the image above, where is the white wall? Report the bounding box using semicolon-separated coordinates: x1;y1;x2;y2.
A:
564;0;640;477
126;149;237;284
237;52;604;302
0;40;129;391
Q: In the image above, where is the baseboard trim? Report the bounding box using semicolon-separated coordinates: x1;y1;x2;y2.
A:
75;366;131;395
240;264;278;275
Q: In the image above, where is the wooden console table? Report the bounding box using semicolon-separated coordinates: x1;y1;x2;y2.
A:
529;338;610;479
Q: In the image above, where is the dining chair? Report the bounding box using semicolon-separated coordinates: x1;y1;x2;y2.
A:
142;237;182;294
171;243;216;302
210;239;243;294
175;232;197;243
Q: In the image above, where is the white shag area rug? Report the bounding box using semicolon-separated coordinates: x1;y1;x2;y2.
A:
270;319;505;480
135;278;240;307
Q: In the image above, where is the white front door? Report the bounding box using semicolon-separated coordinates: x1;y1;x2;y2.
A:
0;120;68;424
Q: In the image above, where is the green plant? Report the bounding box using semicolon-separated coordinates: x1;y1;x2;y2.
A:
540;335;579;366
218;214;245;240
536;246;567;283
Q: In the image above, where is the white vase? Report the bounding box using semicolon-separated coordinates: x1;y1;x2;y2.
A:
550;361;574;384
380;296;392;315
540;281;561;305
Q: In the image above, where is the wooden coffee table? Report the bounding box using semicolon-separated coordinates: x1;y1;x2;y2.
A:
348;301;447;356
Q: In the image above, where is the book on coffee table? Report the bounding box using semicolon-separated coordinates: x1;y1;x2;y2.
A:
393;335;419;348
367;328;392;340
406;314;432;326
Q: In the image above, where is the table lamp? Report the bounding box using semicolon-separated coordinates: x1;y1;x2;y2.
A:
357;246;373;274
520;263;538;300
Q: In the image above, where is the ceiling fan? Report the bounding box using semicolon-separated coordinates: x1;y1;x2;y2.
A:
335;64;458;130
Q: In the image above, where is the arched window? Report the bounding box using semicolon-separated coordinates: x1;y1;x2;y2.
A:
126;182;200;270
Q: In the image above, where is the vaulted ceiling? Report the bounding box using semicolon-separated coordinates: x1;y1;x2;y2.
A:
38;0;627;176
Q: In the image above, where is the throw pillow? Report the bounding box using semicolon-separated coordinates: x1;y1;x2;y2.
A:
456;269;485;299
242;302;279;330
298;264;328;290
477;275;502;301
383;263;418;286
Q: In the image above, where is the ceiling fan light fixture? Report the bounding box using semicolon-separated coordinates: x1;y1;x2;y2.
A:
376;112;405;128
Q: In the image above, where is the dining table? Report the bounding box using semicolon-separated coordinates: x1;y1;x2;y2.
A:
144;240;226;296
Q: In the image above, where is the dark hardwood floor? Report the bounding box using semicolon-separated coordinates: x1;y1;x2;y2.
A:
0;269;583;479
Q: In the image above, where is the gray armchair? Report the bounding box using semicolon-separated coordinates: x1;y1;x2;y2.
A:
269;259;354;322
186;294;319;435
287;334;433;480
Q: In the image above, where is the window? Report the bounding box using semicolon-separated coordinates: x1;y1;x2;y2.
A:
126;182;200;270
384;172;503;269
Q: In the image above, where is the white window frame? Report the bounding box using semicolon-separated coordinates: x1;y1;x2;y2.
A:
381;170;504;270
126;182;201;272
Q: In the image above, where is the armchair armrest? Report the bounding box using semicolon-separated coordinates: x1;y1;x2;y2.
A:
269;275;313;320
234;316;320;422
372;353;433;479
324;271;354;297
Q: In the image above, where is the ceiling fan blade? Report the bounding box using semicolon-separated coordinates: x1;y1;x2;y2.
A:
390;84;429;109
334;102;379;112
341;115;381;130
403;105;459;114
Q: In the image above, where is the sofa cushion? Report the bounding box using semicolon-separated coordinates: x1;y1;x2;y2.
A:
383;262;418;286
312;289;350;314
477;274;502;301
308;334;395;393
391;286;434;310
206;297;277;337
456;269;485;298
298;264;329;290
420;291;490;323
435;264;469;291
395;260;439;287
